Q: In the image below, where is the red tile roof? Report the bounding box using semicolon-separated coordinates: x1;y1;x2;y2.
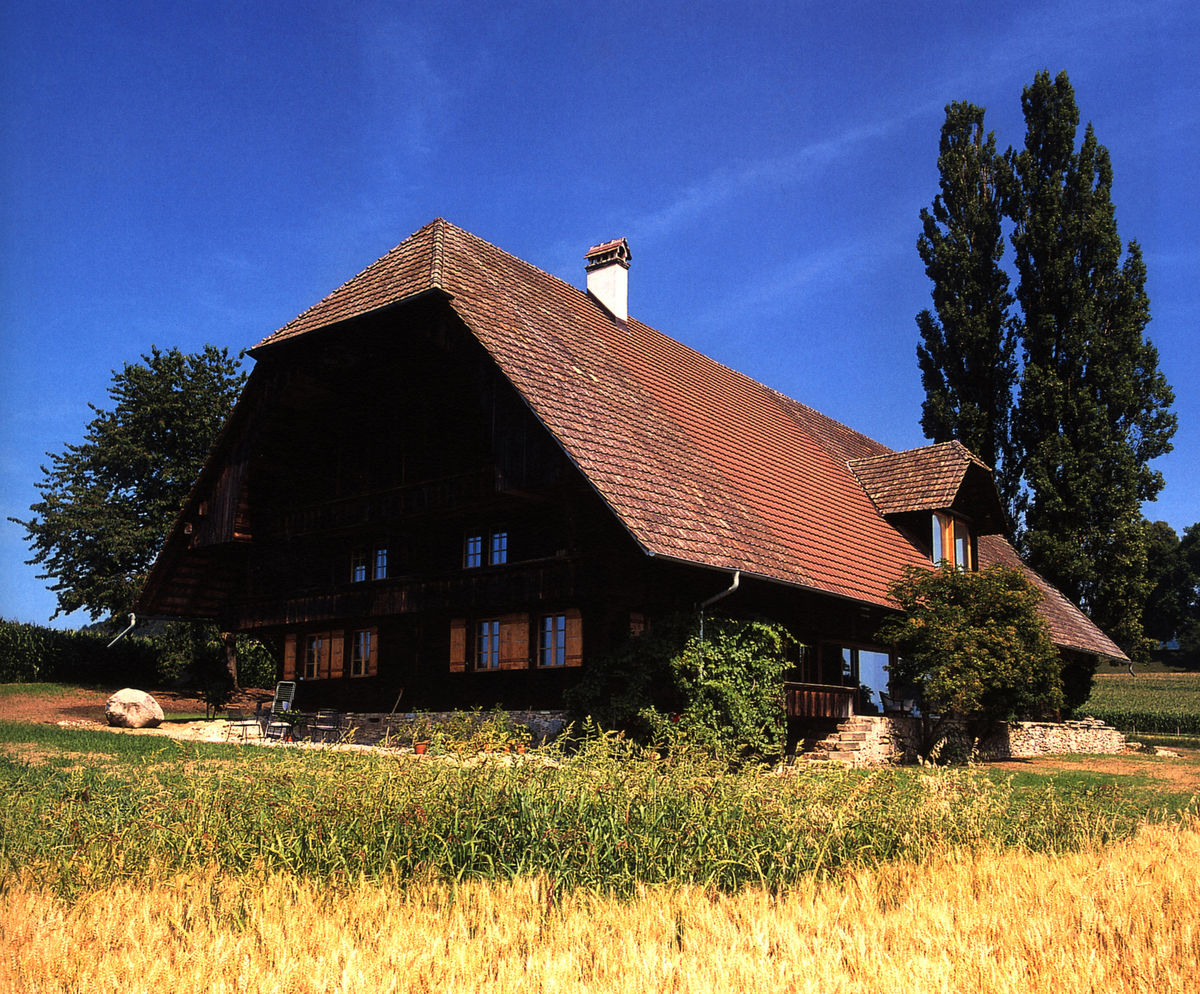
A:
251;219;1125;659
850;441;989;516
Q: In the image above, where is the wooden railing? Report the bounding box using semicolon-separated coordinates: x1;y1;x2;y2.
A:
784;682;856;719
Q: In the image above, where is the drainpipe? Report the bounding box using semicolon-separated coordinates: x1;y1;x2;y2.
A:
107;613;137;648
698;569;741;639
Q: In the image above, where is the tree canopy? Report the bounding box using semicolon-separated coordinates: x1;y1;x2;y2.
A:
915;101;1018;518
12;345;246;622
876;563;1063;723
914;70;1177;659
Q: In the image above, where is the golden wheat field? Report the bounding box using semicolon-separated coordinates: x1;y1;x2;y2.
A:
2;824;1197;994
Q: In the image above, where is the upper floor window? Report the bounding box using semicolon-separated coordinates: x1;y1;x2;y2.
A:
373;547;388;580
352;545;389;583
351;549;368;583
465;530;507;568
932;512;972;570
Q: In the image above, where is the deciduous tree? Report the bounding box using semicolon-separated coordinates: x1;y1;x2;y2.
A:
12;345;245;622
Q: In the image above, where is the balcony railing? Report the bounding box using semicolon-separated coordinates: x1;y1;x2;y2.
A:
784;681;856;719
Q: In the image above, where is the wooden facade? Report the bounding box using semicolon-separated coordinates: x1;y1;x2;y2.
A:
137;220;1126;717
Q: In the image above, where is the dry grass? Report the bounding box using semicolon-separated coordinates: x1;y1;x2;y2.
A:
3;824;1197;993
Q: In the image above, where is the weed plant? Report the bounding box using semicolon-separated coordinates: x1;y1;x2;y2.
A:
0;722;1164;900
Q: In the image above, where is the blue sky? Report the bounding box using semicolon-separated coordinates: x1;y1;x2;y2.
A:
2;0;1197;627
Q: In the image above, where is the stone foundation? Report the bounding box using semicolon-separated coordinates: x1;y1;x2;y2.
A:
337;709;570;748
795;715;1125;766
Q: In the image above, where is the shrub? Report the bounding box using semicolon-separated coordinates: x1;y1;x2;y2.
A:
565;615;794;764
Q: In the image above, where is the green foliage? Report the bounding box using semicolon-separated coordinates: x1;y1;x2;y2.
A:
877;563;1063;722
914;71;1177;660
0;721;1159;899
10;345;246;621
915;101;1018;517
1007;71;1176;660
565;615;794;763
0;619;158;685
1142;521;1200;645
1078;672;1200;735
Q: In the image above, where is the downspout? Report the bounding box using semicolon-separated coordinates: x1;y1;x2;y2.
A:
698;570;740;681
107;613;137;648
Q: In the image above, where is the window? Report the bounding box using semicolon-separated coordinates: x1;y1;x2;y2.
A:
351;550;368;583
932;512;972;570
539;614;567;667
465;529;508;567
475;620;501;670
464;534;484;568
373;547;388;580
350;629;373;677
303;635;324;680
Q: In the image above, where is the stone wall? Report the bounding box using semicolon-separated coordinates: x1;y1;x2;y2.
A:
877;715;1124;763
339;709;570;748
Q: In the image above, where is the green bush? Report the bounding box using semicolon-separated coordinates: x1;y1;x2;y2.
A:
565;614;794;764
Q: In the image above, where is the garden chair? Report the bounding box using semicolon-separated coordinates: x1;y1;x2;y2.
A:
225;707;261;742
311;709;346;744
261;681;297;741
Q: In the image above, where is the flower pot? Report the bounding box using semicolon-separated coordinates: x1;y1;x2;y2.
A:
414;741;428;755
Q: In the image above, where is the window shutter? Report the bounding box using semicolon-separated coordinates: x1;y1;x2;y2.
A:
283;633;297;681
330;629;345;679
367;627;379;677
564;609;583;667
449;618;467;673
499;613;530;670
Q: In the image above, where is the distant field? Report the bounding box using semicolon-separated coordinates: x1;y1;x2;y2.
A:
1080;671;1200;735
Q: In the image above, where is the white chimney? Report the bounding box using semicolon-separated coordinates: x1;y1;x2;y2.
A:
585;237;631;322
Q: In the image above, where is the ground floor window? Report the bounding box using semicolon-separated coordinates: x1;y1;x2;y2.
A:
449;610;581;672
350;628;378;677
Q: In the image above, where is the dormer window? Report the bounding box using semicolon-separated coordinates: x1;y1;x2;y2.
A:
932;512;972;570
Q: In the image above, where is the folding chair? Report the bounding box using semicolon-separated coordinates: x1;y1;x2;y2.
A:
311;709;346;744
225;707;261;742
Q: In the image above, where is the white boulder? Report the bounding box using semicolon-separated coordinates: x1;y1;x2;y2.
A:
105;688;164;729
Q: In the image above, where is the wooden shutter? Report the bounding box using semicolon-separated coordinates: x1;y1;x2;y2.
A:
449;618;467;673
499;614;530;670
283;633;297;681
367;627;379;677
564;609;583;668
329;629;345;679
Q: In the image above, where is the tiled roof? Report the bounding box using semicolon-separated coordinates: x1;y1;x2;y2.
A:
849;441;991;516
978;535;1126;660
250;218;1126;659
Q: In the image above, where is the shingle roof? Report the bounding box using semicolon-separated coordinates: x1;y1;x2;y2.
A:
850;441;989;516
250;218;1126;659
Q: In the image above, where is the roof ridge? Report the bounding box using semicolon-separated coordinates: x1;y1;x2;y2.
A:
430;217;446;289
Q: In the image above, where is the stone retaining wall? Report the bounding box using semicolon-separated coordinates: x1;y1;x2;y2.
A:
879;715;1124;763
339;709;570;748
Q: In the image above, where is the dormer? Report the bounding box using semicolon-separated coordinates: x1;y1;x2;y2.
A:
848;441;1007;568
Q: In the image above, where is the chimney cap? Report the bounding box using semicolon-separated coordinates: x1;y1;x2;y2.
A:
585;237;631;271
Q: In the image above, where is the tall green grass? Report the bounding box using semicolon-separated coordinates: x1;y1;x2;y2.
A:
0;722;1163;899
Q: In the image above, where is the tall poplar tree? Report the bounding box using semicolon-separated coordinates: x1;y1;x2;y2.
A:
1007;70;1175;657
915;102;1018;519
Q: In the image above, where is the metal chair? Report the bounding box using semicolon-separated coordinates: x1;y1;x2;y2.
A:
311;709;345;744
225;707;261;742
261;681;297;741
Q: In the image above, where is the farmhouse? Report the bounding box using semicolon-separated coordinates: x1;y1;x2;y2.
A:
136;219;1124;716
